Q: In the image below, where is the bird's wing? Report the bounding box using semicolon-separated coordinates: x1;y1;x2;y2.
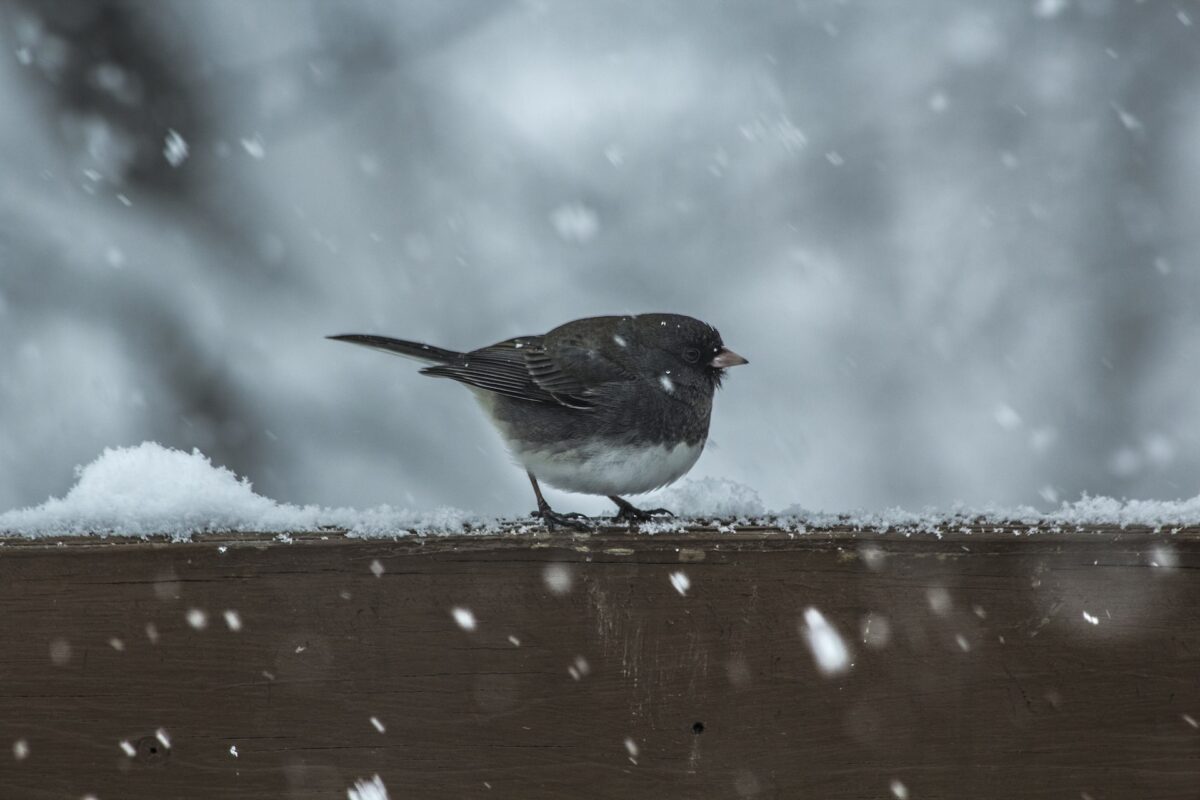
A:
419;331;633;410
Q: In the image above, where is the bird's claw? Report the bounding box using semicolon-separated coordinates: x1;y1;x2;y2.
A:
532;508;592;531
612;506;675;524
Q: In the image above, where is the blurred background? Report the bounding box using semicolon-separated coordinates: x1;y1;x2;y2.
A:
1;0;1198;518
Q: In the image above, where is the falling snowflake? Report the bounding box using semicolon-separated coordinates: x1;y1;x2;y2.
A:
163;129;189;167
926;588;952;616
567;655;591;680
240;136;266;159
994;404;1022;430
542;563;573;595
451;607;476;631
801;607;851;676
49;638;72;666
347;774;389;800
550;203;599;243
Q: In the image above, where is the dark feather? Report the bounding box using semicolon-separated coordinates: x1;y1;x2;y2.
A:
326;334;459;364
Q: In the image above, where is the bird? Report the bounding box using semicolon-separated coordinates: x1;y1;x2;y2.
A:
328;313;747;529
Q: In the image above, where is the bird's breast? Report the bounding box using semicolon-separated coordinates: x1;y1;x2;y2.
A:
513;439;704;496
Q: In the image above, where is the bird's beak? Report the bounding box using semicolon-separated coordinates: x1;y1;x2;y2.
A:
711;347;748;368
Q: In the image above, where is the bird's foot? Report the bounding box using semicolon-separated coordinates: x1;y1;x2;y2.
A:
531;507;592;531
609;496;675;524
613;506;674;523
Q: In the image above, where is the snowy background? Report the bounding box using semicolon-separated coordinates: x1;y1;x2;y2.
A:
2;0;1199;519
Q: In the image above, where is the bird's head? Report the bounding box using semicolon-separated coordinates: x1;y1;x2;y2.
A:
627;313;748;393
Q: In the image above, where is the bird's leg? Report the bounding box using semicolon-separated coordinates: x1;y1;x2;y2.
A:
528;472;590;531
608;495;675;523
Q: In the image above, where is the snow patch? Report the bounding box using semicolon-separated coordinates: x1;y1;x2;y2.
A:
647;477;765;519
3;443;1200;539
0;442;487;539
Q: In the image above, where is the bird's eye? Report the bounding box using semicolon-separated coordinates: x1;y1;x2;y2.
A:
683;347;701;363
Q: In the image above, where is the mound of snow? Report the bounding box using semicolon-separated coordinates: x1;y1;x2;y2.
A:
0;442;485;539
647;476;765;519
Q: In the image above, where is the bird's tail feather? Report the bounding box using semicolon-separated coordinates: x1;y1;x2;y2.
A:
326;334;461;364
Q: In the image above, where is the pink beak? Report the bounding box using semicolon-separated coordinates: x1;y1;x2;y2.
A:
711;347;749;368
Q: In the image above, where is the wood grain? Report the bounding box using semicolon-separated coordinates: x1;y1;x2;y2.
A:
1;527;1197;799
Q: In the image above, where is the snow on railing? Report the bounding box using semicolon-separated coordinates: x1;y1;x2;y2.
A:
2;442;1200;539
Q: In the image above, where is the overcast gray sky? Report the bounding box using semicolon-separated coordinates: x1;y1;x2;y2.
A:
1;0;1198;518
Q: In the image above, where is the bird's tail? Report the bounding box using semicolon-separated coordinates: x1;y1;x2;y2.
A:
326;334;461;364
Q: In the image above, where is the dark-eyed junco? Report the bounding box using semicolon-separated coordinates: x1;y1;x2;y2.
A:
329;313;747;528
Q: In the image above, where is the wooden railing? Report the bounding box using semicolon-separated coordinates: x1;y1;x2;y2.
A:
1;525;1197;799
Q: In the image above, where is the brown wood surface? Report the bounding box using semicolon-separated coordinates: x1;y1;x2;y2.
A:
1;526;1198;799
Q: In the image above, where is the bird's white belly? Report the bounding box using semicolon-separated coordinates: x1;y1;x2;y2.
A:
469;388;704;496
515;440;703;496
